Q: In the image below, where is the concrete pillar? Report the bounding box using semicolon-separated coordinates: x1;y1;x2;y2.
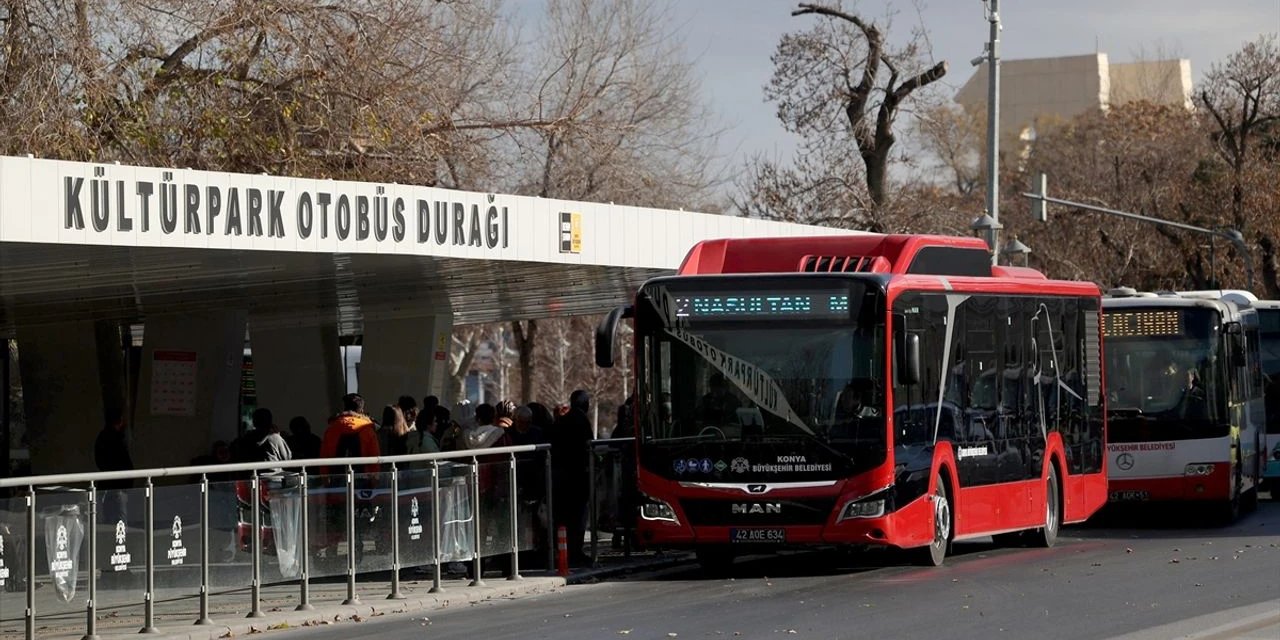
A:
248;320;345;435
15;321;107;475
133;310;247;470
358;313;454;412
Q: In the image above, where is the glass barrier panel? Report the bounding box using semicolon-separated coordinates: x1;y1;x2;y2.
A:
437;462;474;564
396;468;436;571
260;473;303;586
93;486;147;614
515;453;546;554
151;483;203;600
479;461;513;559
305;473;349;580
205;480;252;597
33;489;90;622
352;471;392;575
0;495;29;637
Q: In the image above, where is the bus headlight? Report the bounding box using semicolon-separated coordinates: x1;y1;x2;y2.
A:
1184;463;1215;476
640;497;678;523
838;491;888;521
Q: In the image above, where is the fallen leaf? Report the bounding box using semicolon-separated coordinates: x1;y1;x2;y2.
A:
618;630;632;635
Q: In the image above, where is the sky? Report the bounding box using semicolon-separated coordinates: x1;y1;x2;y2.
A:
659;0;1279;177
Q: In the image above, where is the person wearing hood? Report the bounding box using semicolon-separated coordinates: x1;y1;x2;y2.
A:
320;393;380;473
234;408;292;466
462;403;512;450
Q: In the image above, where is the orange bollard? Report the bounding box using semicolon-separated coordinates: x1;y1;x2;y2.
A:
556;525;569;577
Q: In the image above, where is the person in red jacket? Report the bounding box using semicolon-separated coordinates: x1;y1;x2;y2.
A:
320;393;381;474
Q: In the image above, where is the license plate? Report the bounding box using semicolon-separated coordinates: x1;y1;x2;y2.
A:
730;528;786;543
1109;490;1150;502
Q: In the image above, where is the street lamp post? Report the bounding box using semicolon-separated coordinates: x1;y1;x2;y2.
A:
981;0;1002;264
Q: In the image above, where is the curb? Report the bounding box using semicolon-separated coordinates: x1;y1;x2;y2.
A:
112;577;565;640
1106;598;1280;640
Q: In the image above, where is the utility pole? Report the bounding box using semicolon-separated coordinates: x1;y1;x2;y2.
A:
984;0;1002;265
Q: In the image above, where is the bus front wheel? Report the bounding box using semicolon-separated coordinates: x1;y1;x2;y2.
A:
912;474;951;567
1030;466;1061;548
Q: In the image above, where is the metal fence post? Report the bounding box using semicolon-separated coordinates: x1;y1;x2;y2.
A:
140;477;158;634
468;457;484;587
588;444;598;565
428;461;443;594
343;465;359;606
25;485;35;640
196;474;212;625
507;453;521;581
83;481;99;640
247;470;264;619
296;471;314;611
544;449;554;574
388;463;404;600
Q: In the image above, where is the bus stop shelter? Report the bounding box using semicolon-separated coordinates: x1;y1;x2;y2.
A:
0;155;849;476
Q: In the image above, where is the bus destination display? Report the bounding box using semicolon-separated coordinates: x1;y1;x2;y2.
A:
1103;310;1184;337
674;292;850;320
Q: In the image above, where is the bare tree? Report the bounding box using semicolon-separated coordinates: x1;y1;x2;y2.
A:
1197;35;1280;293
738;1;947;227
913;101;984;196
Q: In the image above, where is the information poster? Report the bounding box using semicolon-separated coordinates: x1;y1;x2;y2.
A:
150;350;198;416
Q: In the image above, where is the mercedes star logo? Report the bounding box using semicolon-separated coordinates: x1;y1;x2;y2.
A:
1116;452;1135;471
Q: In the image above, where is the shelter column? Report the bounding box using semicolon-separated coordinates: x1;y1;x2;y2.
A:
133;310;247;469
248;319;345;434
358;312;454;410
15;321;109;475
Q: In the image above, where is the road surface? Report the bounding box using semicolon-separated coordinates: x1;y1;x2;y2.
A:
278;501;1280;640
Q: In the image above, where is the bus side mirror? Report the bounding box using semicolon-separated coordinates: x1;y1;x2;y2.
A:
1225;322;1245;367
897;332;922;386
595;305;633;368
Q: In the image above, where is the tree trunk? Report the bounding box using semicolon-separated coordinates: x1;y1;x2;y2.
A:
513;320;537;404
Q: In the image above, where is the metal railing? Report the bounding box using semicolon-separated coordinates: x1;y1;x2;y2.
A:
0;445;552;640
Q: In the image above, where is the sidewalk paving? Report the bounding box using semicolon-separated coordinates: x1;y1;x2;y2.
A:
0;549;693;640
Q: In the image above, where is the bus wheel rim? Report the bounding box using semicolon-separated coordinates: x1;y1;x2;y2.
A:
934;491;950;546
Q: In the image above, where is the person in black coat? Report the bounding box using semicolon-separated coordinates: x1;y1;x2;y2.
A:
550;390;593;565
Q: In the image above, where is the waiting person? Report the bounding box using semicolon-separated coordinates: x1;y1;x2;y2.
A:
397;395;420;430
95;407;133;524
320;393;380;473
437;405;463;452
528;402;556;434
380;404;411;457
461;403;510;449
234;408;292;464
287;416;322;460
495;400;517;428
551;390;594;566
509;406;544;446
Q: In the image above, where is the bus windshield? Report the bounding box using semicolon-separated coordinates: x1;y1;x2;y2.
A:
1103;306;1226;442
1260;308;1280;435
635;278;886;481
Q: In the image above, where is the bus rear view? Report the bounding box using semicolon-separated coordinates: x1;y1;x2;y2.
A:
1102;290;1265;519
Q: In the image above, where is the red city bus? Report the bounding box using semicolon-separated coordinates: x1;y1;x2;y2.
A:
596;234;1108;570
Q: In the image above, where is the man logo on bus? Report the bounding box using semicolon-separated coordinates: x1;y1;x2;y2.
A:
1116;452;1135;471
730;457;749;474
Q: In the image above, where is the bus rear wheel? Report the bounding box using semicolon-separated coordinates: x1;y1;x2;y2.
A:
1030;466;1061;548
912;474;951;567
